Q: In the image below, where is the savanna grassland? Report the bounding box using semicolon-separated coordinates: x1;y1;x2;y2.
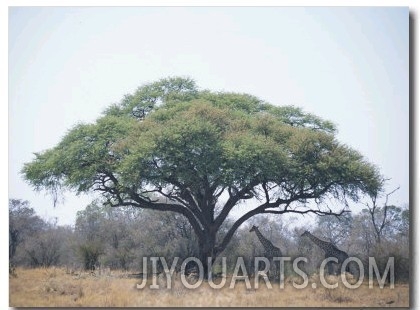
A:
9;267;409;307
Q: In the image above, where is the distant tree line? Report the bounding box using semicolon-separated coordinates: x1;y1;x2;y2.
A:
9;197;409;282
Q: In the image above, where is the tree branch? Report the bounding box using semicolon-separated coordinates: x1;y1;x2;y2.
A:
214;181;346;255
214;180;260;229
366;185;400;243
215;203;267;255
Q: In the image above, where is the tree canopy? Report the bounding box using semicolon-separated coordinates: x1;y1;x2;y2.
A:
22;77;383;271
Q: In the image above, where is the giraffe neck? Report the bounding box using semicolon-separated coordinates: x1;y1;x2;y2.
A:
254;228;274;250
307;233;333;253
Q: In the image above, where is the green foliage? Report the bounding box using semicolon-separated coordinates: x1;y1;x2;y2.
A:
104;76;198;119
22;77;383;262
264;105;337;133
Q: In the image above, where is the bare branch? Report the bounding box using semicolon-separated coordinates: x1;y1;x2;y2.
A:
366;185;400;243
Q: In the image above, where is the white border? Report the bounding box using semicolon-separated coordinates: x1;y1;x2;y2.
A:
3;1;417;309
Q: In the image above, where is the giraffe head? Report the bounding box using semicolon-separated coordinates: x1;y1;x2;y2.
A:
301;230;310;237
249;225;258;233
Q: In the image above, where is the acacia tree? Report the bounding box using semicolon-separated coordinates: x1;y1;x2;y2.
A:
22;77;382;274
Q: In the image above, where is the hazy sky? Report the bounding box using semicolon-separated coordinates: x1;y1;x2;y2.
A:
9;7;409;226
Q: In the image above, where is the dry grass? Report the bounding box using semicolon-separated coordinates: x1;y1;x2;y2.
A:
9;267;409;307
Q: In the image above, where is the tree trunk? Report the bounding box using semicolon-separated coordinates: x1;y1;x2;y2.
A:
198;232;217;278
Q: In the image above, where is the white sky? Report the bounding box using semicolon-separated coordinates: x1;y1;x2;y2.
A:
8;6;409;226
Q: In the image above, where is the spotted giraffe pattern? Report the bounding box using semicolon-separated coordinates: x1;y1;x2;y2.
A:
301;230;349;275
250;225;283;258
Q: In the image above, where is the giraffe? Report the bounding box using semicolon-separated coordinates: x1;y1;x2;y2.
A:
250;225;283;278
301;230;350;275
